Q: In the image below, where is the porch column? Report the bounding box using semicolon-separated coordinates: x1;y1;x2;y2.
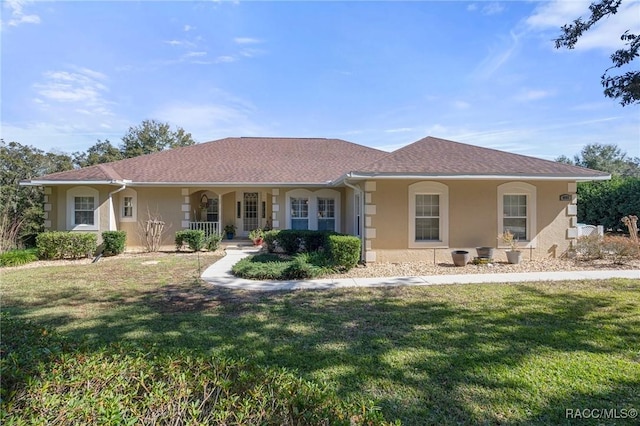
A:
271;188;280;229
181;188;190;229
364;181;377;262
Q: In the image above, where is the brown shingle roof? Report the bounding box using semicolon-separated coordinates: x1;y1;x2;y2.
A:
36;137;388;184
33;136;609;184
354;136;610;178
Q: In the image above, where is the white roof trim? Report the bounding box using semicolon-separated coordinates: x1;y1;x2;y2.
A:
342;172;611;182
20;179;132;186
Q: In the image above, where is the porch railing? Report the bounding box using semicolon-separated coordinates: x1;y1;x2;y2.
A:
189;221;220;237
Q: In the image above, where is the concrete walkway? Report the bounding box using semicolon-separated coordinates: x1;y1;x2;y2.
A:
201;247;640;291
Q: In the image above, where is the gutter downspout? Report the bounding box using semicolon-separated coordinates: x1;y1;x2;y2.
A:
343;177;366;263
108;182;128;231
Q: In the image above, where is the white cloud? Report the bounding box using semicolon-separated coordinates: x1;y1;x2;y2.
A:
3;0;41;27
482;2;505;16
467;4;478;12
152;101;268;141
234;37;263;45
184;24;193;32
184;51;207;58
526;0;640;51
34;68;109;106
452;100;471;109
514;89;554;102
385;127;413;133
474;30;521;79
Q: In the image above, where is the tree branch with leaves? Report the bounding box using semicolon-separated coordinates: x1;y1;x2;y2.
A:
555;0;639;106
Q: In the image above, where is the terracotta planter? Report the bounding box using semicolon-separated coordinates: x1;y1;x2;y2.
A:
451;250;470;267
506;250;522;264
253;237;264;246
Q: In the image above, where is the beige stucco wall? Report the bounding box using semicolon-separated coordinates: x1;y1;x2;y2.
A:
366;179;575;263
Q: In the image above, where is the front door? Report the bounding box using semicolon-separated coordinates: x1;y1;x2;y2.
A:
243;192;259;233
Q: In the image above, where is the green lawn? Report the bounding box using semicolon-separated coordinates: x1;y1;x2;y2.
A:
2;254;639;425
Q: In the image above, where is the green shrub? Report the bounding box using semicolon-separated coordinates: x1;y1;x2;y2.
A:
206;233;222;251
283;253;325;279
232;253;290;280
1;314;391;425
36;231;97;260
265;230;335;255
327;234;361;271
0;248;39;267
175;230;205;252
101;231;126;256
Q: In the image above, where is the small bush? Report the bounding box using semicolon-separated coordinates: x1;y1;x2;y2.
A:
175;230;205;252
206;233;222;251
327;234;361;271
1;314;391;425
232;253;290;280
282;253;325;279
575;234;604;260
36;231;97;260
602;235;640;264
101;230;126;256
0;248;39;267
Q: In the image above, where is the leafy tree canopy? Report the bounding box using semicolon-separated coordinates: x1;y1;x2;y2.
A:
120;119;195;158
72;139;123;168
556;143;640;177
555;0;639;106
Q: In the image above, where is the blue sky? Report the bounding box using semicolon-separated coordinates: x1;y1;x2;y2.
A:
2;0;639;161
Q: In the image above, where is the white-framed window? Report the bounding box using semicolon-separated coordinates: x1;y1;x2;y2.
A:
317;197;335;231
290;197;309;230
415;194;440;241
408;182;449;248
498;182;537;246
67;186;100;231
285;188;341;231
119;188;137;222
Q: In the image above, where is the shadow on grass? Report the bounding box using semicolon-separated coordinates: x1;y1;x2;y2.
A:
4;276;640;425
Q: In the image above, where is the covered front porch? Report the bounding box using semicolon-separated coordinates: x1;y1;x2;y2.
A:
184;189;273;238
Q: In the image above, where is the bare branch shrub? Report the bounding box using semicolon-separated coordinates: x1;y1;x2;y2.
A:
621;215;638;244
602;235;640;264
137;206;170;252
0;208;24;254
575;234;604;260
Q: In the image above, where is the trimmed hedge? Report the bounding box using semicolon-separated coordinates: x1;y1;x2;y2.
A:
1;314;391;425
175;230;205;252
101;231;126;256
327;234;361;271
237;230;361;279
36;231;97;260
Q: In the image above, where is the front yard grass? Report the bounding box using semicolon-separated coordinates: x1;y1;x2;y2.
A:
2;254;639;425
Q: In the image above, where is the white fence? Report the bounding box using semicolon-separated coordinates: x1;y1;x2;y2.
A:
577;224;604;237
189;221;220;237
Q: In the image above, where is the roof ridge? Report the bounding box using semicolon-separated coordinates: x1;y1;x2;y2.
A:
97;163;123;181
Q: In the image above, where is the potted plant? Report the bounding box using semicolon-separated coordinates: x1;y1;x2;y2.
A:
499;230;522;264
451;250;470;267
248;228;264;246
224;224;236;240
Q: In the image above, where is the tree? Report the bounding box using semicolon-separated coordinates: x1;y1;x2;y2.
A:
555;0;639;106
555;143;640;177
120;119;195;158
557;143;640;229
0;140;73;249
72;139;123;168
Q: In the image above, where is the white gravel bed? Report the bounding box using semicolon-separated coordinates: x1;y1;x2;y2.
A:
327;258;640;279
